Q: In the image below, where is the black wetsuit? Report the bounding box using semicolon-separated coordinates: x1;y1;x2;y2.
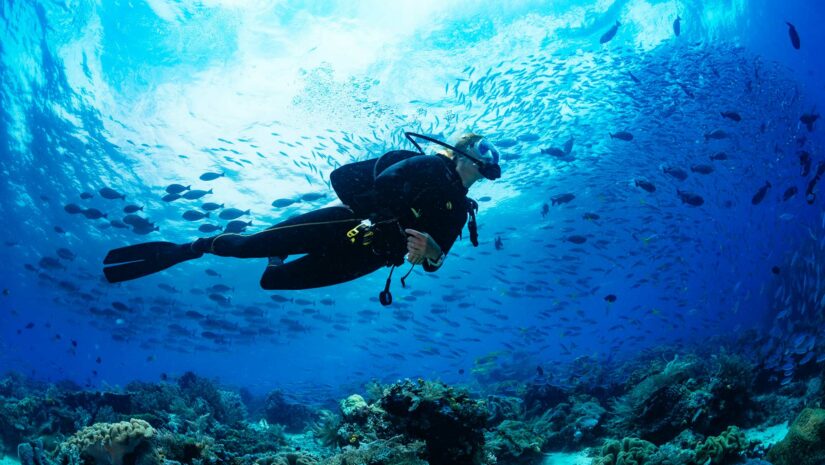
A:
203;152;471;290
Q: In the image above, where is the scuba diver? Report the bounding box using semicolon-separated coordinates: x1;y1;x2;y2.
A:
102;132;501;305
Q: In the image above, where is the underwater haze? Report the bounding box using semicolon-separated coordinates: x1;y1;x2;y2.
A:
2;0;825;463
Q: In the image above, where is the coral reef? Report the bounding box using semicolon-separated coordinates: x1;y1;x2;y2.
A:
693;426;750;465
592;437;657;465
60;419;155;465
767;408;825;465
264;391;316;433
378;379;489;465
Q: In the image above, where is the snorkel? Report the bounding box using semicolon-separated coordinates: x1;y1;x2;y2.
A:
404;132;502;180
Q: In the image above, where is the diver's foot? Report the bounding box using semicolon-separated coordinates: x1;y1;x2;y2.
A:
267;255;286;267
190;237;215;254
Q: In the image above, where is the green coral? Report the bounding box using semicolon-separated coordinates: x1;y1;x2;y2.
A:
767;408;825;465
693;426;748;464
593;437;657;465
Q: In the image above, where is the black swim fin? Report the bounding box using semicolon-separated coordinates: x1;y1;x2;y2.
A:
103;241;202;283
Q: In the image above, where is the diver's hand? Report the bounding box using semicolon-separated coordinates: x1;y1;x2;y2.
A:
405;229;442;263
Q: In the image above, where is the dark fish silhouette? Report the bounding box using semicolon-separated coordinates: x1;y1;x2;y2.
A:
783;186;798;201
165;184;190;195
567;235;587;244
751;181;771;205
628;71;641;84
663;166;688;181
704;129;728;140
720;111;741;122
710;152;728;161
219;208;250;220
272;198;297;208
99;187;125;200
677;190;704;206
183;210;209;221
800;112;819;132
690;164;714;174
610;131;633;141
800;151;812;176
123;204;143;213
199;172;225;181
786;22;800;49
182;189;212;200
551;193;575;205
806;162;825;204
600;21;620;44
635;179;656;193
673;16;681;36
604;294;617;303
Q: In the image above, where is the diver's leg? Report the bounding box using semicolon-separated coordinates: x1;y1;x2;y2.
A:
193;207;360;259
259;248;385;290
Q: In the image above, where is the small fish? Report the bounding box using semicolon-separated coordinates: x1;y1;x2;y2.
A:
551;193;575;205
54;226;66;234
81;208;107;220
690;164;714;174
783;186;798;201
541;147;567;158
751;181;771;205
800;112;819;132
202;202;224;211
541;203;549;218
677;189;704;206
517;133;540;142
219;208;250;220
199;172;225;181
709;152;728;161
182;189;212;200
628;71;641;84
182;210;209;221
786;22;800;50
198;224;223;233
99;187;126;200
123;204;143;213
800;151;812;176
704;129;728;140
110;220;129;229
162;193;181;202
582;212;600;221
494;236;503;251
673;15;681;37
604;294;617;303
635;179;656;193
567;235;587;244
600;20;620;44
165;184;190;195
271;198;296;208
495;139;518;148
301;192;325;202
64;203;84;214
609;131;633;141
80;192;94;199
720;111;741;122
224;220;252;233
663;166;688;181
56;248;76;260
208;293;231;305
205;269;221;277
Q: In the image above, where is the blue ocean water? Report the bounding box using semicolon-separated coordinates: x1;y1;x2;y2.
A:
0;0;824;411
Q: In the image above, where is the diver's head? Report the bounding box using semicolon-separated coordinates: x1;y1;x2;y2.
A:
442;133;502;186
